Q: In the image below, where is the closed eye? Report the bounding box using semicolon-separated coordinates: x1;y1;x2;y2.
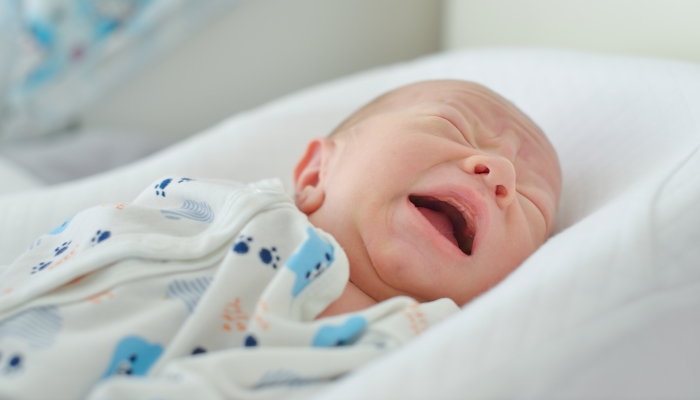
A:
516;189;551;240
433;115;471;145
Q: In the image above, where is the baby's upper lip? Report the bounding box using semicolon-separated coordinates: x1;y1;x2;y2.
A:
409;186;486;253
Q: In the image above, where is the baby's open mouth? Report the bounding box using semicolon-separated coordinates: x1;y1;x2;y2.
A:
409;195;475;256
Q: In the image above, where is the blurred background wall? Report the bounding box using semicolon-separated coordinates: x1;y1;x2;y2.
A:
443;0;700;63
81;0;442;140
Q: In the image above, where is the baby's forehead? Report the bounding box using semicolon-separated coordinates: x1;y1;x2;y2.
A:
385;83;540;142
341;81;557;163
381;82;525;124
332;81;502;137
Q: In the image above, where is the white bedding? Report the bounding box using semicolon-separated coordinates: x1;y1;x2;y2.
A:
1;48;699;398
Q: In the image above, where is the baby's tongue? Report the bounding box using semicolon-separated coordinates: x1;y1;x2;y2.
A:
416;207;458;247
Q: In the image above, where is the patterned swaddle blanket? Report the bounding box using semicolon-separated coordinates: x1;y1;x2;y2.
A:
0;177;458;400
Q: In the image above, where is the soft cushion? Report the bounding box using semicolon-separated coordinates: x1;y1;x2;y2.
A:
1;49;699;397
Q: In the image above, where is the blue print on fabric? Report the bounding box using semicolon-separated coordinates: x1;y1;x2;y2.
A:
0;306;63;348
312;316;367;347
244;335;258;347
0;351;24;375
30;261;52;274
103;336;163;377
233;236;253;254
165;277;213;313
259;247;280;269
178;178;193;183
91;230;111;245
54;241;71;256
286;227;335;297
48;216;73;235
160;200;214;223
154;178;172;197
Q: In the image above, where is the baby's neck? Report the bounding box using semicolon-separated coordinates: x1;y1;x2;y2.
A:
315;281;378;319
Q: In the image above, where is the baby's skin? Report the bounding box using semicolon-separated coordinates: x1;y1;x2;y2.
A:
293;80;562;317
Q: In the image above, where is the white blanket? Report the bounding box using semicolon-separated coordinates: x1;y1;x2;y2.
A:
0;177;456;399
1;49;699;398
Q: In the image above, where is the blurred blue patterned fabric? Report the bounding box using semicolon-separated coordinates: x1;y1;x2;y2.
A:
0;0;238;141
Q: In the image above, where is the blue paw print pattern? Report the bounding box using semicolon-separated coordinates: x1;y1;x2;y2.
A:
259;247;281;269
91;230;111;245
312;316;367;347
286;228;335;297
48;216;73;235
165;277;213;313
244;334;258;347
160;200;215;223
0;306;63;348
103;336;163;377
154;178;172;197
178;178;193;183
233;236;253;254
30;261;52;274
54;241;71;256
0;351;24;375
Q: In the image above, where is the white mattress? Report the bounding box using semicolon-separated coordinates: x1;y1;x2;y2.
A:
1;48;699;398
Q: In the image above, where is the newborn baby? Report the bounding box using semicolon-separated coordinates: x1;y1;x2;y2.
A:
0;80;560;399
303;80;561;317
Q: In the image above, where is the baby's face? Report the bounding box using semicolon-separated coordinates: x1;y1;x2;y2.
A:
294;81;561;305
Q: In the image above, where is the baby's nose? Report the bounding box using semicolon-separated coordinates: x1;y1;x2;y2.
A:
461;153;516;209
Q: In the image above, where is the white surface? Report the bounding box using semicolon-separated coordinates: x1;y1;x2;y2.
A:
0;156;44;195
82;0;441;140
443;0;700;63
1;48;699;398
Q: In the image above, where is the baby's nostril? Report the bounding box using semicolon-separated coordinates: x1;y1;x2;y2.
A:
475;164;489;174
495;185;508;197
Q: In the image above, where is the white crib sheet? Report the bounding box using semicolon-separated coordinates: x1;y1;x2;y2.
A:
1;48;699;398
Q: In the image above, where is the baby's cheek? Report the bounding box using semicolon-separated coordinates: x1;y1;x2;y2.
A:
367;242;423;294
517;138;535;161
368;240;405;280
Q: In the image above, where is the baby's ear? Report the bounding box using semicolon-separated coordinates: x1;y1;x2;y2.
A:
293;138;333;214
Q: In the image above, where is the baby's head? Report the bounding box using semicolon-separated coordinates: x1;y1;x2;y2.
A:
293;80;561;305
